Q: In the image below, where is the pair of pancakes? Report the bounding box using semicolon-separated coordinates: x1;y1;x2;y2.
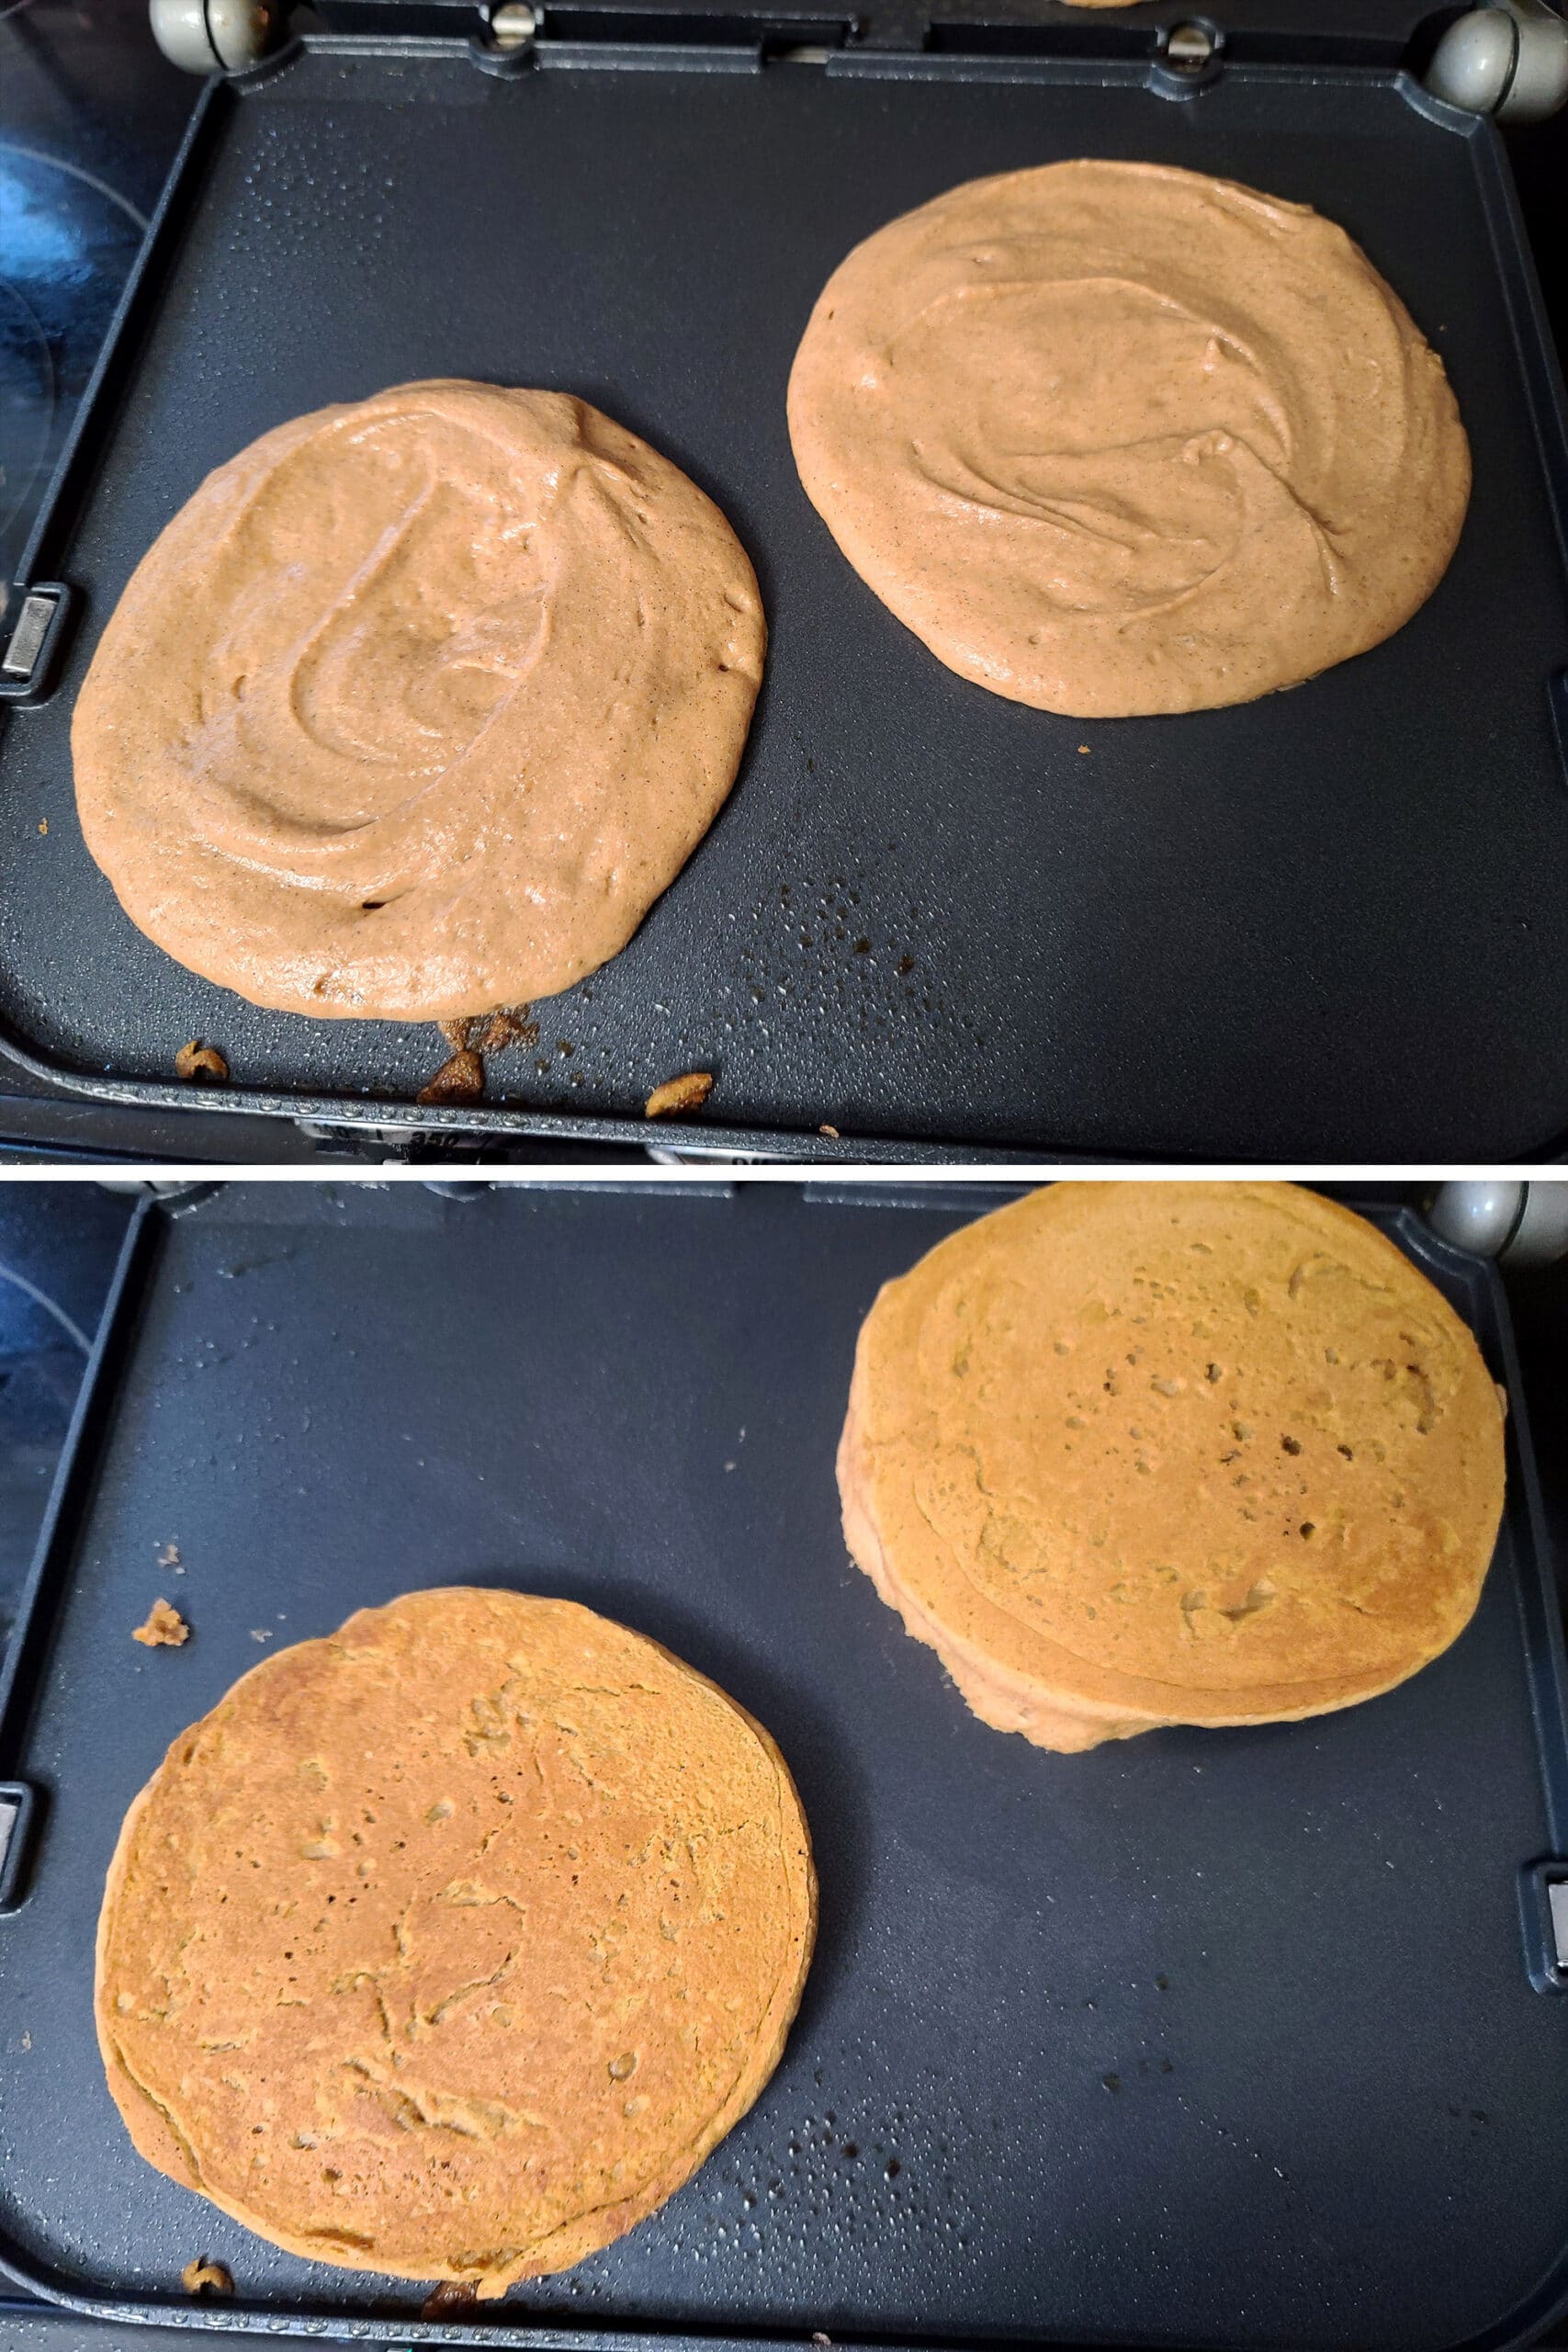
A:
73;165;1469;1022
98;1185;1504;2297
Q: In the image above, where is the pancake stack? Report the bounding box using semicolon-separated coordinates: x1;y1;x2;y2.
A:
96;1589;815;2294
839;1182;1505;1750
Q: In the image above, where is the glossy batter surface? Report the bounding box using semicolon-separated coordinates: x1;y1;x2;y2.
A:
73;383;765;1018
788;163;1470;716
839;1184;1504;1749
96;1590;816;2292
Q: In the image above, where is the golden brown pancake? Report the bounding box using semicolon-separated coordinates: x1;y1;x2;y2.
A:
96;1590;815;2293
73;382;765;1020
788;162;1469;717
839;1184;1505;1750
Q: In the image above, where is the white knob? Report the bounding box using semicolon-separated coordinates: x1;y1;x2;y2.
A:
1425;2;1568;121
150;0;279;73
1427;1181;1525;1258
1428;1181;1568;1265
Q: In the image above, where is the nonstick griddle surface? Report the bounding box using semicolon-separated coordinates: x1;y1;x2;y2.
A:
2;48;1567;1159
0;1181;1565;2350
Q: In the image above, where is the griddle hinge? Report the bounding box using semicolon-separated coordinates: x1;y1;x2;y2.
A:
1519;1861;1568;1992
920;12;1224;89
525;3;856;51
317;0;865;61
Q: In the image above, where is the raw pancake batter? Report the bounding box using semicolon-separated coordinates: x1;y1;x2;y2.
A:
73;382;765;1018
96;1589;816;2292
788;162;1470;716
839;1183;1505;1749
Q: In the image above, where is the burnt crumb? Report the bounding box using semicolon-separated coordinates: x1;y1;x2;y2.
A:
182;2257;232;2297
645;1070;715;1119
841;2142;859;2160
175;1040;228;1084
886;2157;901;2179
896;955;914;976
477;1006;537;1054
434;1008;538;1082
133;1598;188;1648
1101;2074;1121;2093
417;1049;484;1106
422;2283;479;2319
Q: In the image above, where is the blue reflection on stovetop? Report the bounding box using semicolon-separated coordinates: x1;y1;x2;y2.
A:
0;147;148;580
0;1182;134;1649
0;0;195;630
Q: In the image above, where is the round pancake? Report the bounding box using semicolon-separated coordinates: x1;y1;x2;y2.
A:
839;1184;1505;1751
73;381;765;1019
787;161;1469;716
96;1589;815;2293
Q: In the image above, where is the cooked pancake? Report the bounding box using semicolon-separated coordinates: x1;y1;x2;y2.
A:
839;1184;1504;1750
96;1590;815;2293
788;162;1469;716
73;382;765;1020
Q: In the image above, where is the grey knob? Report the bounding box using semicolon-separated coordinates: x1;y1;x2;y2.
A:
1425;1;1568;121
150;0;280;72
1506;1182;1568;1267
1505;0;1568;114
1427;1181;1525;1258
1428;1181;1568;1266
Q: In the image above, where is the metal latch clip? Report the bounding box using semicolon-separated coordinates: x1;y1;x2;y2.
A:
0;585;72;704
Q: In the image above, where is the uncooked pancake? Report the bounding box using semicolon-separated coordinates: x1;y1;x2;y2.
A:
73;382;765;1019
788;162;1470;716
96;1590;815;2292
839;1183;1504;1750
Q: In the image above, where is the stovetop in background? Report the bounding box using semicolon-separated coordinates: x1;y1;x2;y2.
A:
0;0;192;615
1;2;1566;1163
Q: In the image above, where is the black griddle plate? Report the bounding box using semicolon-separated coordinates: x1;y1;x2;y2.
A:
1;42;1567;1160
0;1180;1565;2350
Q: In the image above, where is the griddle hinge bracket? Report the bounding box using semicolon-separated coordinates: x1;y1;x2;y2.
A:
1150;17;1224;95
468;2;855;62
919;14;1224;88
1519;1861;1568;1992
